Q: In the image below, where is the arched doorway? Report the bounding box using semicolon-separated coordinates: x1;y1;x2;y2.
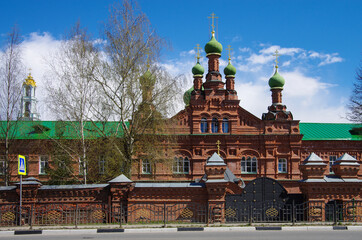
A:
225;177;289;222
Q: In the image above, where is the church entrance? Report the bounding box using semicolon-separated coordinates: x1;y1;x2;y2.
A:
225;177;289;222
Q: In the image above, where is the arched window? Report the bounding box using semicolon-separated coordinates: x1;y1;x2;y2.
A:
26;86;31;97
222;118;229;133
173;156;190;174
200;118;207;133
211;118;218;133
241;156;257;173
278;158;287;173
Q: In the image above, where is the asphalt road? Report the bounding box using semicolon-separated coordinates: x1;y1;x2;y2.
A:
1;230;362;240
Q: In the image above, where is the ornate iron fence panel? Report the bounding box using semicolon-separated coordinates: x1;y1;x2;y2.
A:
166;203;207;224
0;204;18;226
33;204;77;226
125;203;164;224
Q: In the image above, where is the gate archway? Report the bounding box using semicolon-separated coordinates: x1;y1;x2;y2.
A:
225;177;289;222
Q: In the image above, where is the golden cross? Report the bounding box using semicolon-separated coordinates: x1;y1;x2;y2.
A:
144;48;151;69
273;49;280;69
226;45;233;62
208;12;218;34
216;140;221;155
194;44;201;62
28;68;32;75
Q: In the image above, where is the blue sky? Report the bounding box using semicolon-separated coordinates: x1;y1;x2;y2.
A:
1;0;361;122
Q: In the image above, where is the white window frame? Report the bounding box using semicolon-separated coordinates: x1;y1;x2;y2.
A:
329;155;337;173
173;157;190;174
39;155;49;175
99;156;105;175
278;158;287;173
142;159;151;174
0;155;5;175
241;156;257;173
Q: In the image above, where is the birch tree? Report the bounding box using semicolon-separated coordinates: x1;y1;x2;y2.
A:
45;23;100;184
0;26;24;186
92;0;182;177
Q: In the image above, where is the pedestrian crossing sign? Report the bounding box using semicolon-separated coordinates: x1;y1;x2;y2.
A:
18;155;26;175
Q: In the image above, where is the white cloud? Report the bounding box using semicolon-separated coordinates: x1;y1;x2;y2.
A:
239;47;250;52
231;36;242;42
247;53;274;64
309;51;343;66
7;32;347;123
180;49;196;57
259;45;302;56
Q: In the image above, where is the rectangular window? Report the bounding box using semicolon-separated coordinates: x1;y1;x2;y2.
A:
278;158;287;173
39;155;49;174
99;156;105;175
0;155;5;175
329;156;337;173
241;157;257;173
142;159;151;174
173;157;190;174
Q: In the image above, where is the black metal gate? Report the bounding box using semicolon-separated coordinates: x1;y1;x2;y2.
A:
225;177;289;222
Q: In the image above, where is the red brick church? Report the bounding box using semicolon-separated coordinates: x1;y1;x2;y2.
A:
131;28;362;202
0;19;361;225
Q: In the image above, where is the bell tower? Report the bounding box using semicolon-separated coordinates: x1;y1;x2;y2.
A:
19;70;40;120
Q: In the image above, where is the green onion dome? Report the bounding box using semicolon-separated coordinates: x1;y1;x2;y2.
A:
192;62;205;76
268;70;285;89
204;34;222;55
140;70;156;88
224;62;236;76
183;86;194;106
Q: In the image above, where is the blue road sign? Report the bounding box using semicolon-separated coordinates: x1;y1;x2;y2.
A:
18;155;26;175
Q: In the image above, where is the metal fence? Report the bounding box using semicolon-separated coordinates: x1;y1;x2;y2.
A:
225;200;362;224
1;200;362;227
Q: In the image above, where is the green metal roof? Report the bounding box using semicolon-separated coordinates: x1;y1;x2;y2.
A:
1;121;360;141
0;121;128;140
299;123;362;141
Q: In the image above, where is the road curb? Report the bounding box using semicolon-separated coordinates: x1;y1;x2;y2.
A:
178;227;204;231
42;229;97;235
97;228;125;233
333;226;348;230
14;230;42;235
204;227;254;231
124;228;177;233
256;226;282;231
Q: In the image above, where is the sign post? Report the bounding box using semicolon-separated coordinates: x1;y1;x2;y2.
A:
18;155;26;226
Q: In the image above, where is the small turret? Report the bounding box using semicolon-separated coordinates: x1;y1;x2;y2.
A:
262;50;293;121
19;70;40;121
